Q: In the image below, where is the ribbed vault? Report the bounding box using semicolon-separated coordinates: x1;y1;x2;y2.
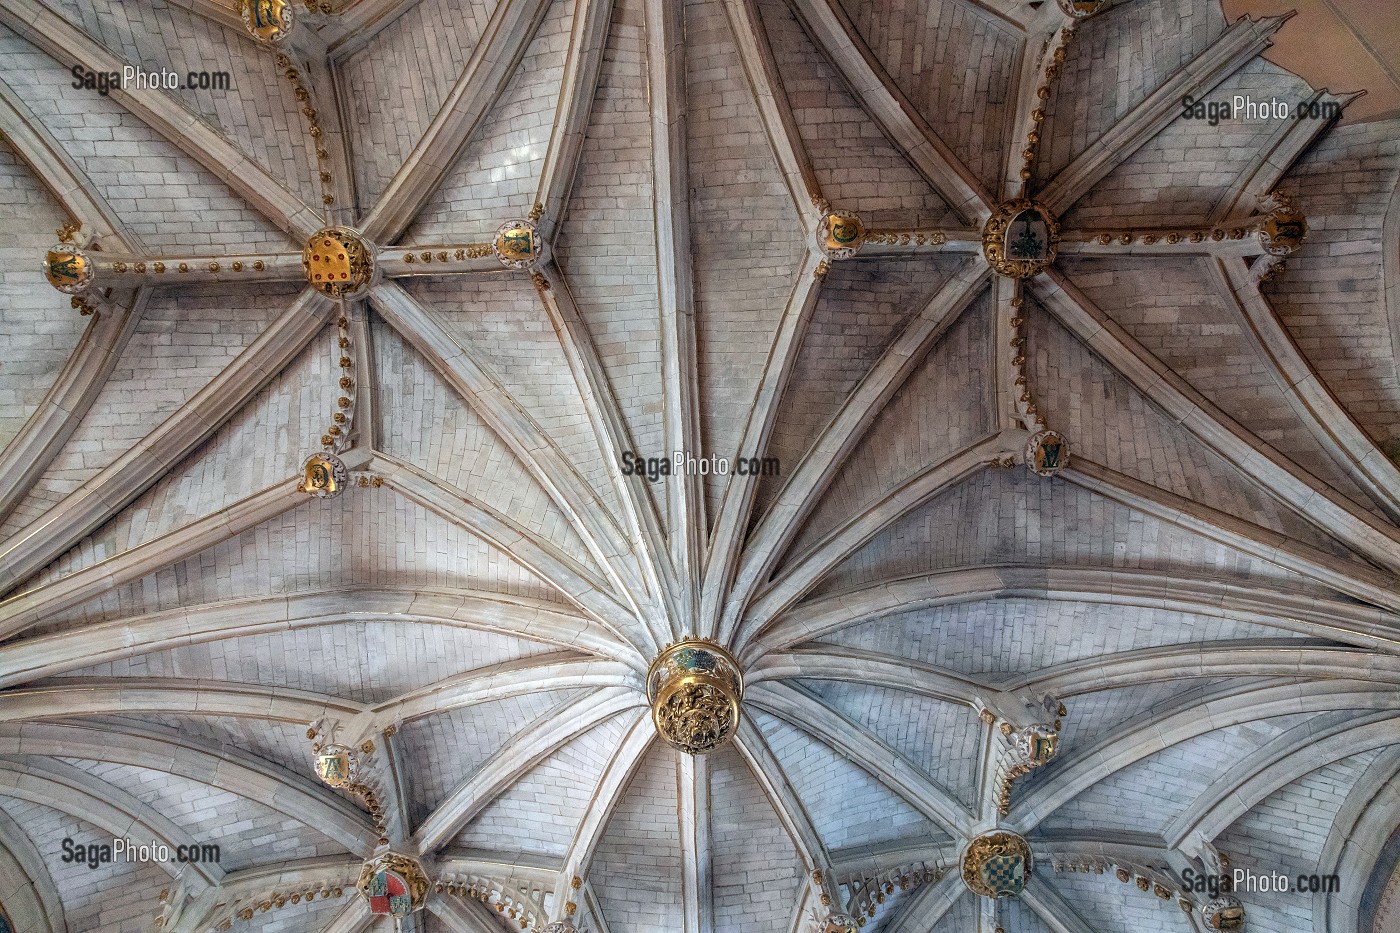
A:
0;0;1398;930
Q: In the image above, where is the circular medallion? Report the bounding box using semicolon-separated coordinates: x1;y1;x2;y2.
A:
821;913;860;933
313;742;357;787
1056;0;1106;17
239;0;295;43
1013;723;1060;767
542;923;580;933
982;200;1060;278
1024;429;1069;476
1259;203;1307;257
1202;895;1245;930
962;830;1033;898
493;219;543;268
816;210;866;259
302;452;348;498
647;640;744;755
44;245;94;294
303;227;375;298
358;852;430;917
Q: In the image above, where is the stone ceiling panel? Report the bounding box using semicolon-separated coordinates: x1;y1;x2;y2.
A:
754;710;945;851
405;0;576;243
41;0;325;210
1215;748;1383;933
398;688;586;828
1036;711;1316;837
0;796;170;931
1046;259;1383;525
0;25;296;251
372;311;608;574
1047;869;1181;933
810;469;1327;598
814;600;1309;678
0;138;88;452
1064;59;1313;228
782;290;993;559
591;744;685;933
395;276;625;520
755;253;969;523
25;486;567;638
1272;120;1400;454
836;0;1020;193
452;710;631;860
1032;0;1227;189
554;0;667;528
685;0;809;524
799;680;982;810
1;300;328;550
340;0;501;211
59;619;554;703
757;0;957;228
709;742;804;932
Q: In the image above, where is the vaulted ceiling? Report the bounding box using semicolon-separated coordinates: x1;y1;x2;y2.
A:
0;0;1398;931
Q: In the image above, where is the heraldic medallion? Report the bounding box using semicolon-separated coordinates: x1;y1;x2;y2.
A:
493;219;543;268
962;830;1033;898
358;852;430;918
1202;895;1246;930
1259;199;1307;257
314;743;356;787
240;0;294;43
44;245;93;295
983;200;1059;278
1025;429;1069;476
301;452;348;498
817;210;867;259
303;227;374;298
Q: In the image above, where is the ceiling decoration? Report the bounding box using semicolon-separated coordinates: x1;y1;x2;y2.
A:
0;0;1397;930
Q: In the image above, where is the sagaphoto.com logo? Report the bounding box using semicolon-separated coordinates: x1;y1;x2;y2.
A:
71;64;231;96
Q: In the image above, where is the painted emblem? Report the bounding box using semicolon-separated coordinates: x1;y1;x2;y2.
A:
314;743;356;787
962;830;1033;898
1015;724;1059;766
1202;895;1245;930
301;452;347;498
1056;0;1106;16
542;924;580;933
817;210;866;259
1259;203;1307;256
44;246;93;294
357;852;430;917
493;219;542;268
303;227;374;298
1025;429;1069;476
821;913;859;933
983;200;1059;278
240;0;294;43
364;869;412;917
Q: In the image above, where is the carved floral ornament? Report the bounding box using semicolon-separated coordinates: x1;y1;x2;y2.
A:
647;639;744;755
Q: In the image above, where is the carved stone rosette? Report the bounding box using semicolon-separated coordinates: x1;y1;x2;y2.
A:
303;227;375;298
1056;0;1106;17
982;200;1060;279
542;923;580;933
646;639;744;755
961;830;1033;898
357;851;430;917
